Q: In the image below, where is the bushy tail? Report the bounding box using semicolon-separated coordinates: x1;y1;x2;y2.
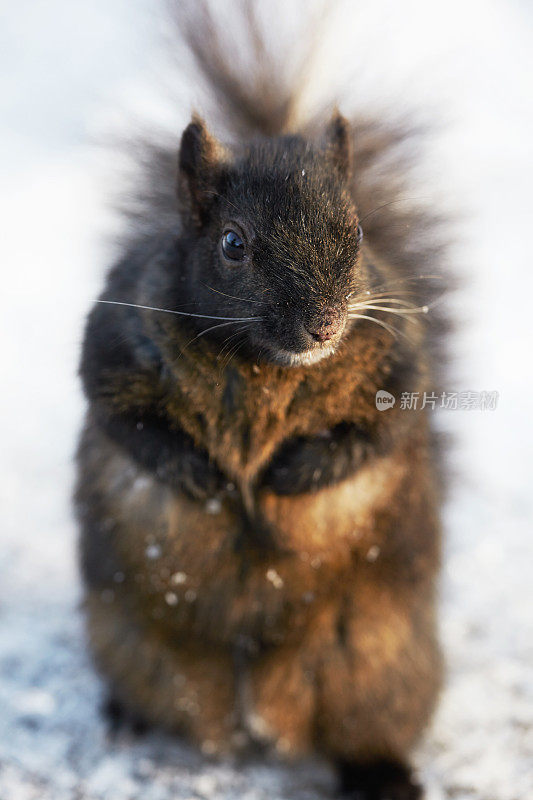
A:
117;0;328;241
171;0;320;138
170;0;412;153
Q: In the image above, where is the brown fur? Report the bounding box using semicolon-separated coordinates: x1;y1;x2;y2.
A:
76;263;442;758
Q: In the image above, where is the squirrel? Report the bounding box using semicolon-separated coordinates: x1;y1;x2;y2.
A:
75;3;448;798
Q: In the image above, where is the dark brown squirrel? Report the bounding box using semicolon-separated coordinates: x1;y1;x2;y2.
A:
75;4;449;798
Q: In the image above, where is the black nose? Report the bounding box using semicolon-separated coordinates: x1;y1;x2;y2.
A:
305;310;344;343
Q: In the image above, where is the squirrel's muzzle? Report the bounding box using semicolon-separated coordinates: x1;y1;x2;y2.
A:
304;308;345;343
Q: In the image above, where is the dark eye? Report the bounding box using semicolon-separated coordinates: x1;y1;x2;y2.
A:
222;229;246;261
357;224;363;243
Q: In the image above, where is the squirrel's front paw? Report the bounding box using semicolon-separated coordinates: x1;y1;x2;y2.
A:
260;432;336;495
178;450;229;501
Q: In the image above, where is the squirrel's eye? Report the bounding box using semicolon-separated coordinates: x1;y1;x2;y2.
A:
222;229;246;261
357;224;363;243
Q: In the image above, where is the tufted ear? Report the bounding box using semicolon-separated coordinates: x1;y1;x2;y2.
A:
324;110;353;177
177;115;228;227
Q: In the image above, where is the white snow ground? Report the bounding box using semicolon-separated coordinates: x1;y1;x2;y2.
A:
1;1;532;798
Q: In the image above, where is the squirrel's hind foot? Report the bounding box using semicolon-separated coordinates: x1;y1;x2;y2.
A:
337;759;422;800
102;694;152;739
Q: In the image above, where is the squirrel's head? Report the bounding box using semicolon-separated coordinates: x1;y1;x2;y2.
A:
176;112;366;366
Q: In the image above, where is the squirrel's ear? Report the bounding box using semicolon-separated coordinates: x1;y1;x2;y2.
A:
177;115;228;227
324;110;353;177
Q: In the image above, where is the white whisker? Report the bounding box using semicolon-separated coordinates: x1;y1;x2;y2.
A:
353;295;422;307
349;303;428;317
97;299;261;322
183;318;262;349
348;313;408;341
202;283;267;305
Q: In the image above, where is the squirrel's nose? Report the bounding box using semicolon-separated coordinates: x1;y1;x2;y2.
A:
305;310;344;343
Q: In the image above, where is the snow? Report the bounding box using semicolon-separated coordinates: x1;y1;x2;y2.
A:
1;0;532;798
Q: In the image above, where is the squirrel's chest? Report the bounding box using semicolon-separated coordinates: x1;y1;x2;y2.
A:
166;355;370;482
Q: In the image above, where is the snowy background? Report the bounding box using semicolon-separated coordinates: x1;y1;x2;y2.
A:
1;0;532;798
